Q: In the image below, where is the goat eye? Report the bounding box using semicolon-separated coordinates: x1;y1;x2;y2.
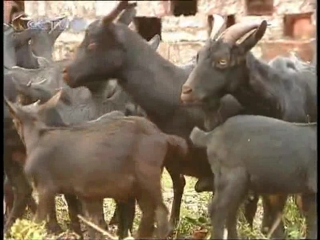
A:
218;59;228;65
214;58;228;69
87;42;97;51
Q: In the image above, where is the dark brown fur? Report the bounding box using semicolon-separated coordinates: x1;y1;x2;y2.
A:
5;92;188;239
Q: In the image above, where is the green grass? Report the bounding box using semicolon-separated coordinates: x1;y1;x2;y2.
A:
5;170;305;239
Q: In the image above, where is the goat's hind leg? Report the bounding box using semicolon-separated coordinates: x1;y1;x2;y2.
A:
301;193;317;239
165;166;186;230
260;194;286;239
209;167;248;239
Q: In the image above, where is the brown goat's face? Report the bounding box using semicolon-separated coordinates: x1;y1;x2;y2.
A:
63;20;126;88
181;40;246;109
4;90;64;137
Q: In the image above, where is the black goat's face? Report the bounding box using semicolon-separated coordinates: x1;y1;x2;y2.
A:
63;1;138;89
181;40;243;108
181;20;268;108
63;20;126;88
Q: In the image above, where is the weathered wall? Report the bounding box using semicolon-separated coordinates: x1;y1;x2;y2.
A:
24;0;316;63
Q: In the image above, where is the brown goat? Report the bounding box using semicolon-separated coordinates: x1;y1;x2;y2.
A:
5;90;189;239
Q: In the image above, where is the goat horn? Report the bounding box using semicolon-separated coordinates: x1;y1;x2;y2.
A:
27;81;32;87
32;79;47;85
210;14;226;40
102;0;130;25
33;100;41;106
20;16;32;21
217;21;264;44
11;12;26;22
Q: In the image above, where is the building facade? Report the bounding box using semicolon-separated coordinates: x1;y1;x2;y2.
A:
22;0;316;64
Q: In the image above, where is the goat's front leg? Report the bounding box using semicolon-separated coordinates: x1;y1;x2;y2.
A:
34;190;55;227
117;198;135;239
4;159;33;233
166;166;186;231
109;200;120;225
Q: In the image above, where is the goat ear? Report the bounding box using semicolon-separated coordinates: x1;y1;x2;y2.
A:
49;17;67;40
4;97;21;118
54;88;72;106
102;0;130;25
117;2;137;26
14;28;40;47
238;20;267;53
148;34;161;50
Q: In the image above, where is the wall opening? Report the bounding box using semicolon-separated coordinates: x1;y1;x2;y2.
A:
171;0;197;16
283;12;314;40
134;17;162;41
246;0;274;16
226;15;236;27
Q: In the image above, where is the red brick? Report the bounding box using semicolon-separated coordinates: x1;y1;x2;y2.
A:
293;17;315;39
260;40;314;62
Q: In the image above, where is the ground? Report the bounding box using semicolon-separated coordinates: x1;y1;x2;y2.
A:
6;171;306;240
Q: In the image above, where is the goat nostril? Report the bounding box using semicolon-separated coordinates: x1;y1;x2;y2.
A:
182;85;193;94
62;68;67;74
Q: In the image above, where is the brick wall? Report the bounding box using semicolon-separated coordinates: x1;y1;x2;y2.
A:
24;0;316;63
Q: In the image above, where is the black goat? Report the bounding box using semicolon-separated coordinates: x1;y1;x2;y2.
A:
180;17;317;237
189;116;317;239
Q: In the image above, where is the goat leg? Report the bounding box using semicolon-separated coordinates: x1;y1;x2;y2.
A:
194;176;214;193
302;193;317;239
243;192;259;228
109;201;120;225
261;194;286;239
166;167;186;232
81;199;105;239
116;198;135;239
64;194;82;236
4;159;32;233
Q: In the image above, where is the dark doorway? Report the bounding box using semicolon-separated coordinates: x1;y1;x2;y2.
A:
171;0;197;17
134;17;162;41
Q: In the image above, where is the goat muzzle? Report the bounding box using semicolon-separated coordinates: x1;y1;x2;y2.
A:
180;85;197;104
62;67;72;85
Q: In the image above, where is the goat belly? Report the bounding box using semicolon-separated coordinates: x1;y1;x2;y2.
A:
75;174;136;201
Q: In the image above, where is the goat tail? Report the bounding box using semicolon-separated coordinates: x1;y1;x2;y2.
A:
165;134;189;157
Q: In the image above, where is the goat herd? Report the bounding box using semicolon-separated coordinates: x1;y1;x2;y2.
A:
3;1;317;239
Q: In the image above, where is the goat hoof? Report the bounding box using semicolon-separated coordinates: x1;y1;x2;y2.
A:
46;222;63;234
166;224;175;237
108;216;118;226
